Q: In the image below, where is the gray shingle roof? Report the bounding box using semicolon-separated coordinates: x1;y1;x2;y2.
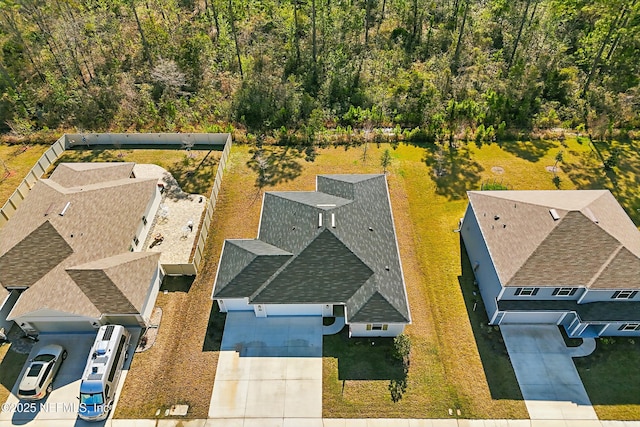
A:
213;174;411;324
498;299;640;322
467;190;640;289
0;163;160;319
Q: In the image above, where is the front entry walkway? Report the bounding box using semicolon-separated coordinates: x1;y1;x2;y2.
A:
501;324;598;420
208;312;323;421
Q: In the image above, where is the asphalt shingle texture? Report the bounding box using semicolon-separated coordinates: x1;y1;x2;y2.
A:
212;174;411;324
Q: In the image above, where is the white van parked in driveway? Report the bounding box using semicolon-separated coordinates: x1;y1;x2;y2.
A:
78;325;131;422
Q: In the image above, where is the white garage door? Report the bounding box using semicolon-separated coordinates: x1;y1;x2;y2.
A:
501;311;564;324
29;320;96;333
263;304;322;316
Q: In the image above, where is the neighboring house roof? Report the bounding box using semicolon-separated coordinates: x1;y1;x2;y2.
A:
467;190;640;289
213;174;411;324
498;300;640;322
0;162;159;320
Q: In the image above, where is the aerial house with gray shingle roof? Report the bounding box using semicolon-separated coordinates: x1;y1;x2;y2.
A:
0;162;163;335
212;174;411;337
461;190;640;338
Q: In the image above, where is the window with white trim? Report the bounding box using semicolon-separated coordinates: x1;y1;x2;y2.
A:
618;324;640;331
366;324;389;331
515;287;538;296
611;290;638;300
552;287;577;296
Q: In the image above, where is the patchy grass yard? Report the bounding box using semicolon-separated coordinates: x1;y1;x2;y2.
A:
0;142;50;205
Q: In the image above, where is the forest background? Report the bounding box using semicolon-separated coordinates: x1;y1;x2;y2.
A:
0;0;638;144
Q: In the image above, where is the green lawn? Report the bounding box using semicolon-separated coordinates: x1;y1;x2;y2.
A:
0;142;50;205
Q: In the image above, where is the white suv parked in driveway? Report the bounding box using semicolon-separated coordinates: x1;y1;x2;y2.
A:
17;344;67;400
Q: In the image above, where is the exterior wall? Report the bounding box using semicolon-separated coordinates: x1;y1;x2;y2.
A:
500;286;585;300
140;266;163;324
599;323;640;336
500;311;565;324
579;289;640;303
460;204;502;321
133;186;162;252
217;298;252;312
349;323;405;337
0;291;20;332
261;304;323;316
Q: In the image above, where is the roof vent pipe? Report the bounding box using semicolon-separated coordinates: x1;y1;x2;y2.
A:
59;202;71;216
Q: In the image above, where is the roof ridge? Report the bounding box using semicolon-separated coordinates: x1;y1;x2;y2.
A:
587;244;624;287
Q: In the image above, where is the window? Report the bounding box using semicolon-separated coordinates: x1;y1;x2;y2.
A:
133;236;139;246
367;324;389;331
515;287;538;296
619;324;640;331
612;290;638;300
552;288;577;296
108;336;127;382
39;363;53;388
142;216;147;225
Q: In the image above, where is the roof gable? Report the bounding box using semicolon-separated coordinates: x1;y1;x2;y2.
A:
0;221;73;288
508;211;621;287
591;247;640;289
49;162;135;188
252;229;374;303
349;291;408;323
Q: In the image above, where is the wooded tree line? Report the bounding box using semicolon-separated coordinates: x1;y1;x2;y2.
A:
0;0;638;141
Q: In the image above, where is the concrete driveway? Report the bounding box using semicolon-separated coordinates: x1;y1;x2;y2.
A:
501;324;598;420
208;312;323;421
0;329;139;425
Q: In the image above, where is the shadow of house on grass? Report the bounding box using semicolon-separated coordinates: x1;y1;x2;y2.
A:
423;144;484;200
0;346;27;396
160;276;195;293
457;238;523;401
202;303;226;352
323;328;409;402
573;338;640;406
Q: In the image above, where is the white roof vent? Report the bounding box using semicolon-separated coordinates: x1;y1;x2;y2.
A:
318;213;323;228
59;201;71;216
331;213;336;228
549;209;560;221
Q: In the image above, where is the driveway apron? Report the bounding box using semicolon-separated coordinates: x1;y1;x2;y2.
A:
501;324;598;420
209;312;323;420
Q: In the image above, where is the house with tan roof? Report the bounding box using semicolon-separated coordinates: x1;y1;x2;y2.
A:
0;162;163;334
211;174;411;337
461;190;640;338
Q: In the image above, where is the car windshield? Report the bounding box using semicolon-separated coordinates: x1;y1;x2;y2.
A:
26;363;44;377
33;354;55;363
80;392;104;406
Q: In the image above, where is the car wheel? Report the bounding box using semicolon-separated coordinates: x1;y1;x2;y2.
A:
62;350;67;360
47;383;53;394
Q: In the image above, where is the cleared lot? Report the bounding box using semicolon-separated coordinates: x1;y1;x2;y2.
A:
0;330;139;424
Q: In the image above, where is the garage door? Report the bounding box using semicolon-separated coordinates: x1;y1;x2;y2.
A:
500;311;564;324
263;304;322;316
29;320;96;333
